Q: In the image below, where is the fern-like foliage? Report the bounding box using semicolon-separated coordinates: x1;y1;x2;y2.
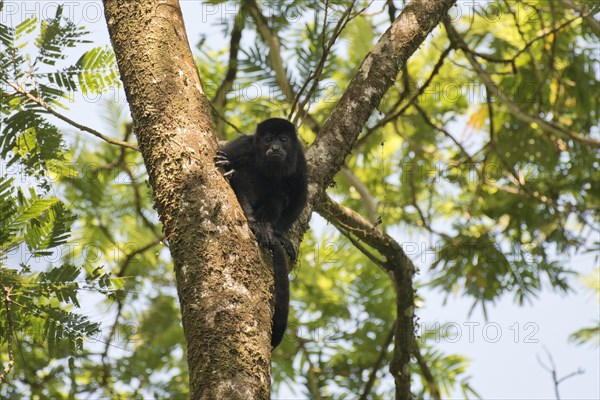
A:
0;175;119;360
293;6;338;85
239;44;280;88
34;6;90;66
0;111;65;187
73;45;120;95
0;179;59;258
0;3;120;189
0;2;12;48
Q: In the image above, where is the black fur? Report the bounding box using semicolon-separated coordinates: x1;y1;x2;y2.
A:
215;118;308;348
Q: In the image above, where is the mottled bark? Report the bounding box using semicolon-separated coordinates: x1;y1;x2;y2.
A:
103;1;272;399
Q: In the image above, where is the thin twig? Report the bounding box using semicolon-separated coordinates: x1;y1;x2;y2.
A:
6;81;139;151
100;237;164;391
0;286;15;384
293;0;357;124
357;45;453;148
444;19;600;147
413;339;441;400
340;228;386;267
117;238;164;278
208;101;244;136
558;0;600;35
537;347;585;400
296;338;323;400
359;320;396;400
386;0;397;22
211;6;245;139
246;0;322;132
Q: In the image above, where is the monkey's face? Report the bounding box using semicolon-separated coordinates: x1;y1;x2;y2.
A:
259;134;290;164
254;119;299;176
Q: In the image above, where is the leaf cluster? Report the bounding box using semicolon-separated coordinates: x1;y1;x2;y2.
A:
0;174;122;397
1;3;119;188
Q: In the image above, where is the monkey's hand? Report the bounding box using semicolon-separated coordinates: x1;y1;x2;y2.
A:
274;231;297;262
214;151;235;177
249;221;277;247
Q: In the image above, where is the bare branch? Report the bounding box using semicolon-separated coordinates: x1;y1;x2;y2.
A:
537;348;585;400
293;6;460;394
295;0;458;261
316;194;417;399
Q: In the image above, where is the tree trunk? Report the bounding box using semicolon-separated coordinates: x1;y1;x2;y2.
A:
103;1;272;398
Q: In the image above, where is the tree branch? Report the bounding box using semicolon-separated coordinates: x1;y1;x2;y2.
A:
413;340;441;400
316;195;417;399
296;0;457;244
5;81;139;151
359;320;396;400
537;348;585;400
443;19;600;147
294;5;457;396
558;0;600;35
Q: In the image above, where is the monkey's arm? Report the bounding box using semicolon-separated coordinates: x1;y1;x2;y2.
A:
234;192;278;247
215;135;254;175
274;172;308;232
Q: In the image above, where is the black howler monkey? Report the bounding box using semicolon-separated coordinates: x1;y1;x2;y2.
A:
215;118;308;348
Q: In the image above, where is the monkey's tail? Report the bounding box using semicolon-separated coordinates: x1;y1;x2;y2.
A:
270;242;290;348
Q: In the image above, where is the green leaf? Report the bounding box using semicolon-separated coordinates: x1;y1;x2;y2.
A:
15;187;58;224
569;322;600;347
75;46;120;95
35;6;90;67
14;16;37;41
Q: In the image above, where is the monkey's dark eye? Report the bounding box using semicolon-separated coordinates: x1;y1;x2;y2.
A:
279;136;288;143
264;136;273;143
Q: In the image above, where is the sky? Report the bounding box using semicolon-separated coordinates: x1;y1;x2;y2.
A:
1;1;599;399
